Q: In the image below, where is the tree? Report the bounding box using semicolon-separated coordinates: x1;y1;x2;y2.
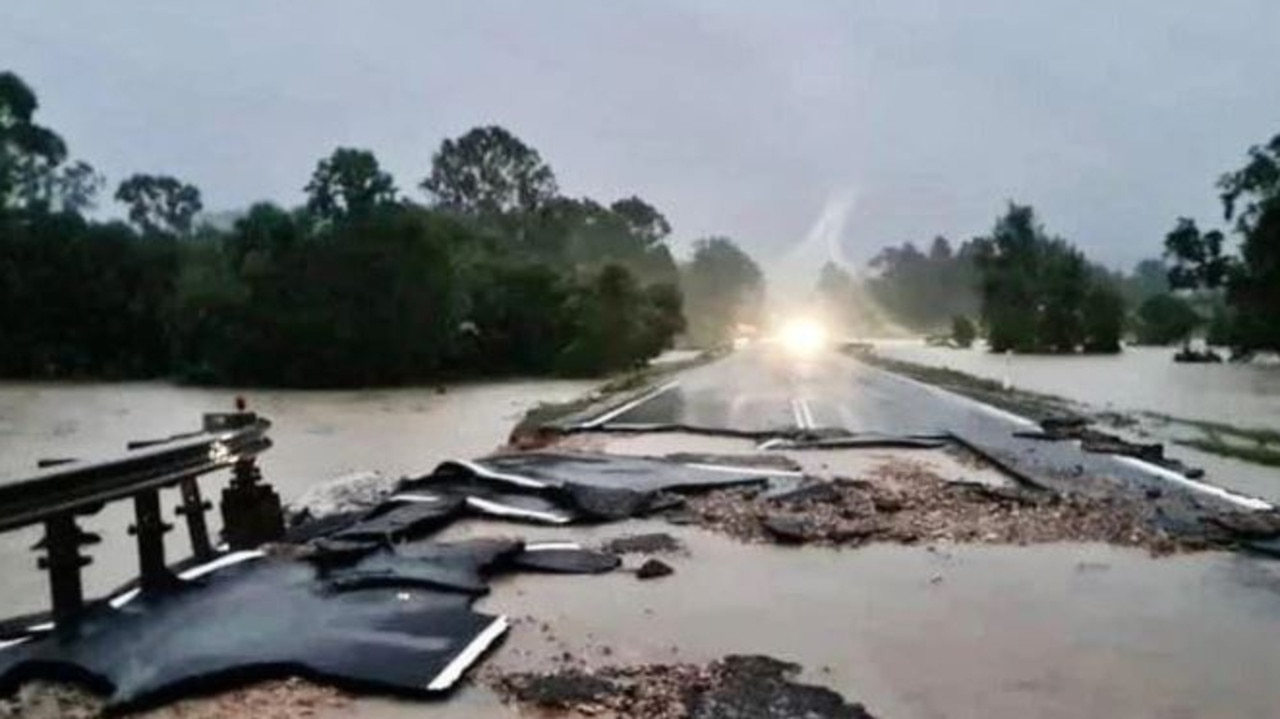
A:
975;203;1122;353
1215;134;1280;353
304;147;397;222
1082;282;1124;353
421;125;557;216
1164;218;1229;292
115;174;204;235
1135;294;1201;346
0;71;70;212
951;315;976;348
609;196;670;245
681;237;765;345
866;236;980;331
54;160;104;214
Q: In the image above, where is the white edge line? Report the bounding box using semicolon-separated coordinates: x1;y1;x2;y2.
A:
388;493;444;503
757;438;785;451
109;550;266;609
426;615;510;692
682;462;804;478
859;361;1039;429
578;381;680;429
857;357;1274;512
524;541;583;551
0;550;270;648
447;459;548;489
1114;455;1273;511
465;496;572;524
790;399;806;429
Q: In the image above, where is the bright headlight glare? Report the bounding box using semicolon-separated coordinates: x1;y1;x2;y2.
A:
779;319;828;355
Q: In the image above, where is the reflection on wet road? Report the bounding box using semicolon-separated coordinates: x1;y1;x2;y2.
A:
603;346;1026;435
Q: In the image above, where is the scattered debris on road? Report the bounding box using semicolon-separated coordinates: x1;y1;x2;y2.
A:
604;532;685;555
636;558;676;580
493;654;878;719
682;459;1184;553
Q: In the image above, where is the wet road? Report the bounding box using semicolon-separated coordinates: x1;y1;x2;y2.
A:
588;346;1274;512
598;345;1028;436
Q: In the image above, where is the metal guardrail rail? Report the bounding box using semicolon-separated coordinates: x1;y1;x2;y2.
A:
0;410;282;629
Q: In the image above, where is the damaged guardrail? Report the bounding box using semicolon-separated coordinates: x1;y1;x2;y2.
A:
0;409;281;627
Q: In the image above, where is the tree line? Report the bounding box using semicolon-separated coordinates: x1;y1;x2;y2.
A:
0;71;765;385
854;130;1280;358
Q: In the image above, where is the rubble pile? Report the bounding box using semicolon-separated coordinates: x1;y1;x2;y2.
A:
683;461;1183;553
493;654;877;719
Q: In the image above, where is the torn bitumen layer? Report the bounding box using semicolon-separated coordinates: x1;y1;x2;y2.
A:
4;446;1279;714
0;539;618;711
492;654;878;719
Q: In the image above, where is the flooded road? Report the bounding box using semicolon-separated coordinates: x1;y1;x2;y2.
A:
873;342;1280;428
336;519;1280;719
0;378;596;616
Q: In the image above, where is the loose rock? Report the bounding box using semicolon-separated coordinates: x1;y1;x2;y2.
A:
636;558;675;580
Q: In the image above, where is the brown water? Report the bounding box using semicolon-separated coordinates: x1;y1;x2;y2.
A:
336;519;1280;719
874;342;1280;428
0;378;595;616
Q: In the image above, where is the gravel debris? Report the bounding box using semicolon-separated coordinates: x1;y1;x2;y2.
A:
493;654;877;719
0;677;348;719
603;532;685;555
682;460;1184;554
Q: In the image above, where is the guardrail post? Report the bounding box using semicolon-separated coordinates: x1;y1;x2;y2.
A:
129;488;178;592
37;514;90;627
176;478;214;561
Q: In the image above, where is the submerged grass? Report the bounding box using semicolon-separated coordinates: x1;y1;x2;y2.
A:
1146;412;1280;446
1174;437;1280;468
848;351;1078;422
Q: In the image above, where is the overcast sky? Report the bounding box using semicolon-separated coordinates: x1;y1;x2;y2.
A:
6;0;1280;271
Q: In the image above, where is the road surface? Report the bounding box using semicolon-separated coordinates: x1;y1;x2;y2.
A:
581;345;1271;512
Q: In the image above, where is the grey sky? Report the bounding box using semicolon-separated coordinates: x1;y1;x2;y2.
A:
6;1;1279;271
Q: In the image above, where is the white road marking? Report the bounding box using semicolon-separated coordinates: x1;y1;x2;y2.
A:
426;615;509;691
443;459;548;489
682;462;804;477
854;356;1274;512
577;381;681;429
464;496;572;524
1113;456;1273;511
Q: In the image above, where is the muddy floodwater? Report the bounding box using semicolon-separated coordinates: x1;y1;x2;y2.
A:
0;378;595;616
331;520;1280;719
874;341;1280;428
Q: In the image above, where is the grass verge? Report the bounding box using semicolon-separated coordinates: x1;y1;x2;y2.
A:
848;351;1078;422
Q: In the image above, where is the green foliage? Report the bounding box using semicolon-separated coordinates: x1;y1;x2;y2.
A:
1134;294;1201;345
0;210;176;377
974;203;1123;354
1082;283;1125;353
951;315;976;348
1165;133;1280;356
303;147;398;222
0;71;102;214
681;236;764;345
422;125;557;216
865;236;980;332
115;173;203;236
0;74;700;386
